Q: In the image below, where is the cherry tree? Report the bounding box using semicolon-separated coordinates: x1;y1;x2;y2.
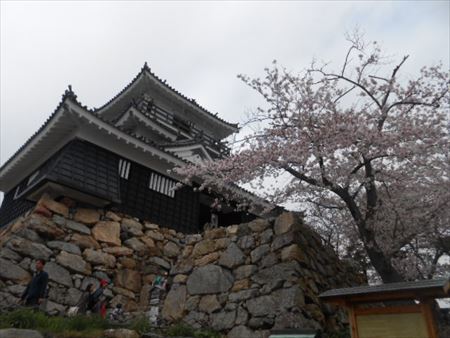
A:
175;34;449;283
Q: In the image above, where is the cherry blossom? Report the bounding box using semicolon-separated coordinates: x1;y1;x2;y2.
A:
175;34;449;283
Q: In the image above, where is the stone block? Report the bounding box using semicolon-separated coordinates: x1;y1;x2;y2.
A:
37;194;69;218
170;259;193;275
0;247;22;262
260;228;274;244
65;220;91;235
70;233;101;249
218;242;245;269
163;241;180;257
198;294;221;313
45;262;73;287
119;257;136;269
26;214;66;239
228;288;259;302
194;251;220;267
124;238;148;255
246;295;278;317
92;221;121;246
114;269;141;292
83;249;116;268
260;252;279;268
122;218;143;236
185;295;200;311
186;264;234;295
210;310;236;331
0;258;31;283
148;256;171;270
248;218;271;232
143;222;159;230
227;326;258;338
173;274;188;284
140;236;155;248
214;237;231;250
250;244;270;263
145;230;164;241
192;239;216;257
234;264;258;280
74;208;100;225
274;212;300;235
162;284;186;321
47;241;81;255
103;246;133;256
6;236;52;260
112;286;136;299
231;278;251;292
105;211;122;222
56;251;92;275
204;227;226;240
272;231;301;251
281;244;308;264
237;235;256;250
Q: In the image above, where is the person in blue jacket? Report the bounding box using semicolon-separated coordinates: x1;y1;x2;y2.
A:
20;259;49;307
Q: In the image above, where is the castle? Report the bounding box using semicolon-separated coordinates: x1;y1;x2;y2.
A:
0;64;262;231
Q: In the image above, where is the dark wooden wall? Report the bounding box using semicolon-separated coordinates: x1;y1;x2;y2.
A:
0;140;201;232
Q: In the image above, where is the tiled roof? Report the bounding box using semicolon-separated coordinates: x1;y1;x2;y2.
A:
0;87;188;177
1;64;239;176
0;85;269;213
0;87;75;173
319;278;450;299
94;63;238;129
89;105;189;164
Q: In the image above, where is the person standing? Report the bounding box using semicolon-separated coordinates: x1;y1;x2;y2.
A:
20;259;49;307
89;279;108;316
76;283;94;314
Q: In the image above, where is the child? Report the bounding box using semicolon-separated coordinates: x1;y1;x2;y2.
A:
109;303;124;321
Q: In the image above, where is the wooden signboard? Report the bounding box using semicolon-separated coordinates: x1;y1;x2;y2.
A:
355;306;429;338
319;278;449;338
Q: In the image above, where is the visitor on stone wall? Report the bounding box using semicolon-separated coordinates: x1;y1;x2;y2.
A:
77;283;94;314
19;259;49;307
89;279;108;316
152;271;168;290
109;303;125;322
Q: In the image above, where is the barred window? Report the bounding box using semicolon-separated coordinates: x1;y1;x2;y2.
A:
118;159;131;179
149;172;176;198
27;170;40;186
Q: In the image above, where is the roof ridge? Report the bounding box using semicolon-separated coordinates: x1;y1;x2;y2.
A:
94;63;239;129
0;86;76;172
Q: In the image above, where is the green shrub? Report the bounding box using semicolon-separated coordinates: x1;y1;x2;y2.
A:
0;309;109;333
0;308;48;329
166;322;196;337
126;315;153;334
193;328;221;338
65;314;109;331
165;322;221;338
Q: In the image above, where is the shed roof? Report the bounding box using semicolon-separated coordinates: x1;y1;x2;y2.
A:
319;278;450;304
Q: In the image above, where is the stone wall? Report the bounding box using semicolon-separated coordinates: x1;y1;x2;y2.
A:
0;195;363;337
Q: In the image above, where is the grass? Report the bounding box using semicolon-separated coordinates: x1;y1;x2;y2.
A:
165;322;221;338
0;309;221;338
0;308;109;337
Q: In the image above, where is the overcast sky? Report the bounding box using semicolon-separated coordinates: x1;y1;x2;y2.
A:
1;1;449;169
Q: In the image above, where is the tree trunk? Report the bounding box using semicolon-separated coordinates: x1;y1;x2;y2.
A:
364;242;404;283
336;187;405;283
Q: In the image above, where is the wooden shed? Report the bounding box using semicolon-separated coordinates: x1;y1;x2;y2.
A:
319;278;449;338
